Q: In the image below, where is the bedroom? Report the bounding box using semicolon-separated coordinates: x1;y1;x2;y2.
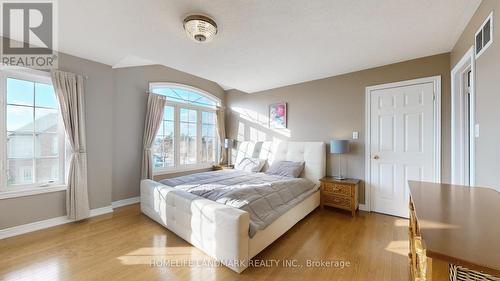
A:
0;0;499;280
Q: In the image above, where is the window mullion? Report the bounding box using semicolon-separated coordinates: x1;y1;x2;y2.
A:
214;120;219;165
197;109;202;163
0;74;6;189
32;84;36;185
174;105;180;168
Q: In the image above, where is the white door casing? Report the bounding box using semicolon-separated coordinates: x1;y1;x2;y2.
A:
451;46;476;186
364;76;441;218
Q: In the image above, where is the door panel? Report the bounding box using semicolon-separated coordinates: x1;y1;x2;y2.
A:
370;82;435;218
404;113;423;153
379;115;395;151
379;163;395;199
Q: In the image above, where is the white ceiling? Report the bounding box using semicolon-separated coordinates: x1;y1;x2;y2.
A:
53;0;481;93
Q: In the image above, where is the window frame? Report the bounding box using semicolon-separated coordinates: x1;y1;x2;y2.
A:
0;67;67;199
149;83;221;175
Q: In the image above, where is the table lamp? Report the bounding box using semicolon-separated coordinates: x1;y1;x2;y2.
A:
224;139;234;166
330;139;350;180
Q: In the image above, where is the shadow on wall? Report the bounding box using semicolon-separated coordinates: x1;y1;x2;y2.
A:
228;106;291;143
227;106;362;180
227;106;366;204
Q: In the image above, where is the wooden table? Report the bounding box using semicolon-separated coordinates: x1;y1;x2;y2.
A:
408;181;500;280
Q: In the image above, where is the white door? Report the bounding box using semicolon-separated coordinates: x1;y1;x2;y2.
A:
369;80;438;218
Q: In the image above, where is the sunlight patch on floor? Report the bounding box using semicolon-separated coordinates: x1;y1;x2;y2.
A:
2;258;61;281
393;219;409;227
117;246;207;265
385;240;409;257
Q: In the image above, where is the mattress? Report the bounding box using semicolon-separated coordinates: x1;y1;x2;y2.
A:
160;170;317;237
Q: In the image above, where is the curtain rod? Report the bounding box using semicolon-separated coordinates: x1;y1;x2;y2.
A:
144;91;224;108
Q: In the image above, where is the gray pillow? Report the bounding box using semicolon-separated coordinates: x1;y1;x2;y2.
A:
265;161;305;178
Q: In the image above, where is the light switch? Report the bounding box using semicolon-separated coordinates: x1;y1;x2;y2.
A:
475;124;480;138
352;131;359;139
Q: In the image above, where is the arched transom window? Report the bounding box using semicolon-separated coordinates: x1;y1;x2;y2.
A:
150;83;220;173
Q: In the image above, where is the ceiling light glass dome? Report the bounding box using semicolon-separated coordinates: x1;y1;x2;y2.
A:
183;15;218;43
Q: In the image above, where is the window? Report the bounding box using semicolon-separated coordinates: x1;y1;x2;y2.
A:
475;12;493;58
153;106;175;168
150;83;220;173
180;108;197;165
0;69;66;194
201;111;216;163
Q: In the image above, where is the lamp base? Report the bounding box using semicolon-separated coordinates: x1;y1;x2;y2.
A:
334;176;347;180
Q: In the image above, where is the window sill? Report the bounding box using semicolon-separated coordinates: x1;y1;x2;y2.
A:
153;163;215;176
0;185;67;200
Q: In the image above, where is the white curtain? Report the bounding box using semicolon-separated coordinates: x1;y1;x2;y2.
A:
51;70;89;221
216;106;227;164
141;94;166;179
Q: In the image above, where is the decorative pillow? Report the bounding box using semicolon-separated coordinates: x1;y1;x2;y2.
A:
265;161;305;178
235;157;266;172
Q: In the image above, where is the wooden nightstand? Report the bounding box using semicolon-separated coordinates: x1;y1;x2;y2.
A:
212;164;234;171
319;177;360;216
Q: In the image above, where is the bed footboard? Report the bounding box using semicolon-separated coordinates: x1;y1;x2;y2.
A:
140;179;250;273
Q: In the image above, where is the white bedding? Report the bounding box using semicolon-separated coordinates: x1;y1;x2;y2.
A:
141;141;326;273
160;170;318;237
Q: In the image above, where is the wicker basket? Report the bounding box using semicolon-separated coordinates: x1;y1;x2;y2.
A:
449;264;500;281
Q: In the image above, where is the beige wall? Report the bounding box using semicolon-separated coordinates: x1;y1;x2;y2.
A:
0;50;115;229
451;0;500;191
226;53;451;204
0;50;224;229
112;65;225;201
6;4;497;228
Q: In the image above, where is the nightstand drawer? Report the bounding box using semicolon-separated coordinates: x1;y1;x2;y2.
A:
323;183;351;197
319;177;359;217
322;194;351;209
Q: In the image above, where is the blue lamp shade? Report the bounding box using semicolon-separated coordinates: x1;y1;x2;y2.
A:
330;139;350;154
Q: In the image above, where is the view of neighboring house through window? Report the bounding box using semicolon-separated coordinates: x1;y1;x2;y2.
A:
201;111;216;163
154;106;175;168
150;83;219;173
1;71;65;191
180;108;197;165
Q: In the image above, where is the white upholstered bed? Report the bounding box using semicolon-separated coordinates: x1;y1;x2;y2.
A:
140;141;326;273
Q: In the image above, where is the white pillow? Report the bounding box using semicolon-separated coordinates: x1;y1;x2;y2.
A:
235;157;266;172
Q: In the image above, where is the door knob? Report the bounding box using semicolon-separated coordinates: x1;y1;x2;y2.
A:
373;155;380;160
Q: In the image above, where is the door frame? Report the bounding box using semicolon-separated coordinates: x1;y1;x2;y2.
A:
363;76;441;212
451;46;476;186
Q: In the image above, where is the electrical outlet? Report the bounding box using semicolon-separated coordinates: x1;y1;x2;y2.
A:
352;131;359;139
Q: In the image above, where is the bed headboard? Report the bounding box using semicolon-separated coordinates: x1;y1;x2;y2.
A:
233;141;326;185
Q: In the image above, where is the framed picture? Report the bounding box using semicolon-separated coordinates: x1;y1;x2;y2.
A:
269;102;287;129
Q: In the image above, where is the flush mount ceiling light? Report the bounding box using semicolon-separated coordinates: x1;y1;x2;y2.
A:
183;15;218;43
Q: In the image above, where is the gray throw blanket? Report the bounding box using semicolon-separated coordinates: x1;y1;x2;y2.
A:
160;170;317;237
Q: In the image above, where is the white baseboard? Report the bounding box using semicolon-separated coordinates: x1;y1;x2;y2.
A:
359;204;370;212
89;205;114;217
0;205;113;240
0;196;141;240
0;216;72;240
111;196;140;209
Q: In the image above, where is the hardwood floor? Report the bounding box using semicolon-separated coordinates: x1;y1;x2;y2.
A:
0;204;409;281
